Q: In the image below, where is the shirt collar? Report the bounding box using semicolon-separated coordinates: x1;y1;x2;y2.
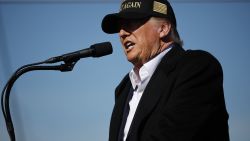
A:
129;46;172;90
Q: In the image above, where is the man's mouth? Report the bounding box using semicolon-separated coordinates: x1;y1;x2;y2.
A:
124;41;135;50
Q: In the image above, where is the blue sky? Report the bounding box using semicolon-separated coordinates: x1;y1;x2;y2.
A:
0;2;250;141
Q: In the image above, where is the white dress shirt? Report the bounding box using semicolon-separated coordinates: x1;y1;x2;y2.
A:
123;47;172;141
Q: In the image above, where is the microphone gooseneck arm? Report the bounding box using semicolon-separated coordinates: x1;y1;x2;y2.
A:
1;41;113;141
1;60;78;141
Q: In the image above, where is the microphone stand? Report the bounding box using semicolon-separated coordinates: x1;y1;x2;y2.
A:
1;59;79;141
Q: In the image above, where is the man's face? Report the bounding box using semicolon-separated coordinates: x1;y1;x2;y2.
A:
119;17;163;68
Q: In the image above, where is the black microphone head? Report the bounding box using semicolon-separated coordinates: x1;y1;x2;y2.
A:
91;42;113;57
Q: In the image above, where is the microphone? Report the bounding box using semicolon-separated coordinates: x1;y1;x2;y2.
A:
45;42;113;63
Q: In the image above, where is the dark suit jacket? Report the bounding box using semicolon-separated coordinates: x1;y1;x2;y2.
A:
109;44;229;141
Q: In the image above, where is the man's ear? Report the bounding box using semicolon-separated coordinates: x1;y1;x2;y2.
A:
159;22;171;38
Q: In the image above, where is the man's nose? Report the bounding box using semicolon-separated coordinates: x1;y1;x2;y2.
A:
119;28;130;38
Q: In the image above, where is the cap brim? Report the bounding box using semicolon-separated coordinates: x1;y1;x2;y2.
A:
101;13;120;34
101;12;150;34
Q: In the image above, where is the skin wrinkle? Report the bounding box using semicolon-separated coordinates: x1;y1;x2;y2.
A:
119;17;172;74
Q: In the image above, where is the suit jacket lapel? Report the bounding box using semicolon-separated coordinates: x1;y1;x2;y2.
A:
109;75;132;141
127;44;185;139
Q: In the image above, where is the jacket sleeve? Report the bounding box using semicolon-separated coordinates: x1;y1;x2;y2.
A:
143;51;229;141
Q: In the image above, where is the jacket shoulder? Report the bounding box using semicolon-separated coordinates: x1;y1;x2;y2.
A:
183;49;222;69
115;74;130;98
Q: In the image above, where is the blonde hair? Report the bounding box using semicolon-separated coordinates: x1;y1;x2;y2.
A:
151;17;183;46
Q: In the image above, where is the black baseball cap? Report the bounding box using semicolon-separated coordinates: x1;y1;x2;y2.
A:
102;0;177;34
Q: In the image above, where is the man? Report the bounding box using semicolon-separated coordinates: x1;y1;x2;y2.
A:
101;0;230;141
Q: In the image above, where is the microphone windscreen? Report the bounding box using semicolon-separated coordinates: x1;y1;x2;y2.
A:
91;42;113;57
